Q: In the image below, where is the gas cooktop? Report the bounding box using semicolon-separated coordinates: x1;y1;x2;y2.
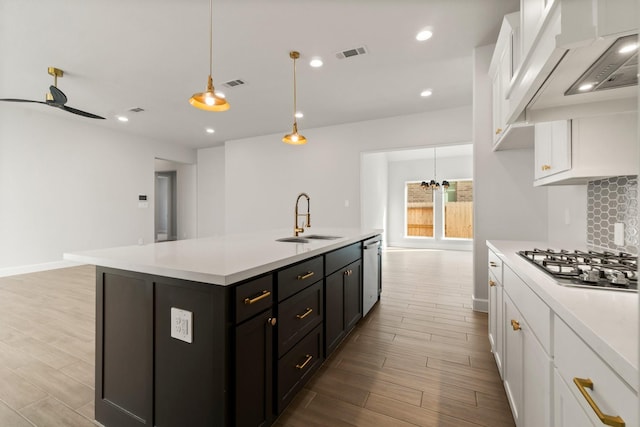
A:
518;248;637;292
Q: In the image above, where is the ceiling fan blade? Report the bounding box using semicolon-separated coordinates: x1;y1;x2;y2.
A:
62;105;105;120
0;98;48;104
49;85;68;105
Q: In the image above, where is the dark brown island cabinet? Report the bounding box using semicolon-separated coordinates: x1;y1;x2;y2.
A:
94;238;379;427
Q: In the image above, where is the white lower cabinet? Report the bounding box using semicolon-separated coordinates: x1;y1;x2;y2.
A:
503;293;551;427
553;369;595;427
554;316;637;427
488;249;504;377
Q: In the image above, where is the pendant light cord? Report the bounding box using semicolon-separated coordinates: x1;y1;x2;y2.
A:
292;55;297;124
208;0;213;77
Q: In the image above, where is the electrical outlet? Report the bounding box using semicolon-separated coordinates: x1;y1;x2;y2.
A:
171;307;193;343
614;223;625;246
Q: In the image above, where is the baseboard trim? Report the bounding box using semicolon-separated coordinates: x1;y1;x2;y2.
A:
0;260;86;278
473;297;488;313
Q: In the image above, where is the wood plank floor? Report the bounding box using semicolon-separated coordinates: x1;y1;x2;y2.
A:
0;248;514;426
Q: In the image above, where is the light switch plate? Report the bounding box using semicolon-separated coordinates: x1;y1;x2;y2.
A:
171;307;193;343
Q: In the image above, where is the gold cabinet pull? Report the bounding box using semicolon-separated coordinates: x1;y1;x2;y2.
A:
489;280;496;287
244;290;271;305
489;262;498;267
511;319;521;331
573;378;625;427
343;269;353;276
296;308;313;320
297;271;315;280
495;128;502;135
267;317;277;326
295;354;313;370
541;164;551;171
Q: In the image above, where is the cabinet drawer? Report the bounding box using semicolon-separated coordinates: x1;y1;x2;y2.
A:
278;256;323;302
554;317;637;427
503;265;550;353
488;269;501;289
277;323;323;414
325;243;361;275
278;281;323;357
488;249;503;283
235;275;273;324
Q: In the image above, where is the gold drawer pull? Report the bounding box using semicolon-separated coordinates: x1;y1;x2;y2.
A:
510;319;521;331
541;164;551;171
296;307;313;320
489;262;498;267
267;317;277;326
489;280;496;287
297;271;315;280
295;354;313;370
495;128;502;135
573;378;625;427
344;269;353;276
244;290;271;305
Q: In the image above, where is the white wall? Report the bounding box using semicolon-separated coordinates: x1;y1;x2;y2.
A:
360;152;388;243
0;105;196;270
210;107;472;235
472;45;549;312
387;152;473;249
155;158;197;240
197;146;226;237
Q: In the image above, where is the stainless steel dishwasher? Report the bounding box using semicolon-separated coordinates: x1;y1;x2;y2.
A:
363;236;382;316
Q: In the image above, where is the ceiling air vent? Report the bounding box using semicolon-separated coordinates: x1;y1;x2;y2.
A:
128;107;145;113
336;46;368;59
223;79;247;88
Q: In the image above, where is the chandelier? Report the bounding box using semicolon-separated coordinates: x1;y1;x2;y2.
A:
421;148;449;191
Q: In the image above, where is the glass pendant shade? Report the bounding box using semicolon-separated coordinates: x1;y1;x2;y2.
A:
190;76;229;111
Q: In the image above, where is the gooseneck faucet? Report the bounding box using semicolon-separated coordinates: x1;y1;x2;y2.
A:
294;193;311;236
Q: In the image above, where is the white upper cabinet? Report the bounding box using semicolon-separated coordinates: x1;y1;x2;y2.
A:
534;112;638;186
490;12;535;151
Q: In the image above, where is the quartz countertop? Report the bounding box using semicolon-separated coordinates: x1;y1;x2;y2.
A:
64;228;381;286
487;240;638;392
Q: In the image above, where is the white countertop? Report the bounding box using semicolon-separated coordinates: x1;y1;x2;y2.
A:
64;228;381;286
487;240;638;392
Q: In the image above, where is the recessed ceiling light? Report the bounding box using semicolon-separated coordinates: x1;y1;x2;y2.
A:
420;89;433;97
619;43;638;54
295;111;304;118
117;116;129;122
416;30;433;41
205;128;215;134
309;57;323;68
578;83;595;91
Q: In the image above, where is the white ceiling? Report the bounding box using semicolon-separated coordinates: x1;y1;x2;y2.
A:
0;0;518;149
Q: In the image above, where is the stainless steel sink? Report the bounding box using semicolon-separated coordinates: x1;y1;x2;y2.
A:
306;235;342;240
276;237;309;243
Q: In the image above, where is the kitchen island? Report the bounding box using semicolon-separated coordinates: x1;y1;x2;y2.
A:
65;228;382;427
487;240;637;427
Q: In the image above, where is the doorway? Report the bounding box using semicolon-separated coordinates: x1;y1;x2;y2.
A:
155;171;177;242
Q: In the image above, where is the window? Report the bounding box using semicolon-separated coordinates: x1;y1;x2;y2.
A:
406;182;434;237
444;180;473;239
405;180;473;240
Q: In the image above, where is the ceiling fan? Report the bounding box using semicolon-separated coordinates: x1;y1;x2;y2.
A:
0;67;105;119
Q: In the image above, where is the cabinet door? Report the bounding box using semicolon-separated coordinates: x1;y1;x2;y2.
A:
522;320;551;427
492;66;503;145
235;310;275;427
325;269;345;356
503;295;523;425
344;260;362;332
553;369;595;427
488;274;504;376
535;120;571;179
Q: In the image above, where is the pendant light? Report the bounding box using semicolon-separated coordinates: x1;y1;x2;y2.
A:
283;51;306;145
189;0;229;112
421;148;449;191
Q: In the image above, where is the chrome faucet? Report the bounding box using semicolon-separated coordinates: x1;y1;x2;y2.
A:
294;193;311;236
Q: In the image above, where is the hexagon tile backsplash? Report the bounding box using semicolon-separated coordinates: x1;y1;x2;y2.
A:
587;175;638;255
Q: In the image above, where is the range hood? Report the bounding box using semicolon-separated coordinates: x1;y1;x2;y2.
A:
506;0;639;124
565;34;638;95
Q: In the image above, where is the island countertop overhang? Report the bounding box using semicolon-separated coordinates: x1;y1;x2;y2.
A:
64;228;382;285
